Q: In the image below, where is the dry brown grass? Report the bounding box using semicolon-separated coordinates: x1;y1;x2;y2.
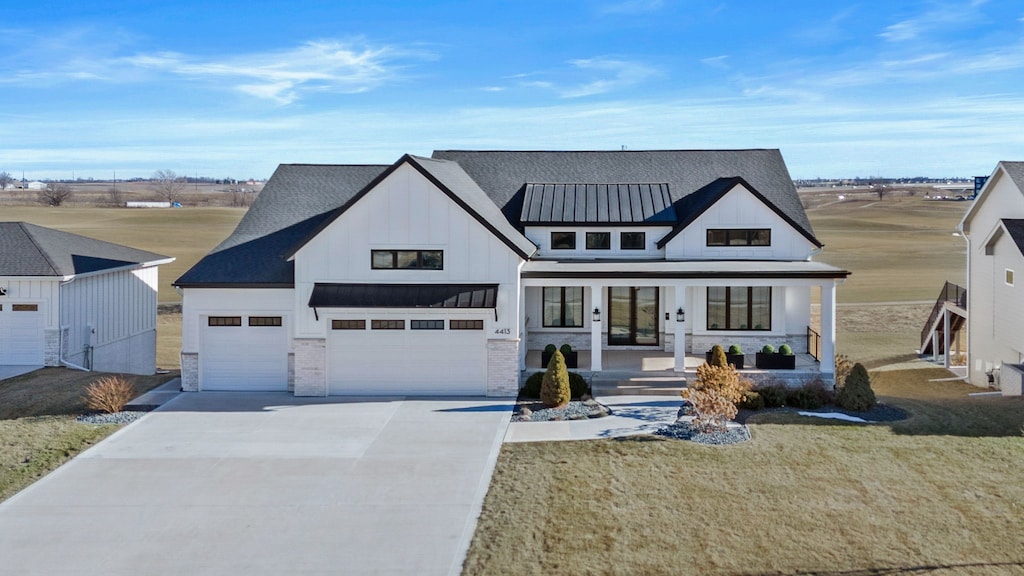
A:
0;368;175;420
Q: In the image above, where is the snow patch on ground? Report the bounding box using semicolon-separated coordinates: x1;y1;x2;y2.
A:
797;411;869;423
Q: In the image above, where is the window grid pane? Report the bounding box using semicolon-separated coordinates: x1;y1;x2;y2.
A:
332;319;366;330
411;319;444;330
450;319;483;330
586;232;611;250
705;287;771;331
620;232;645;250
551;232;576;250
208;316;242;326
371;319;405;330
11;304;39;312
248;316;282;327
707;287;726;330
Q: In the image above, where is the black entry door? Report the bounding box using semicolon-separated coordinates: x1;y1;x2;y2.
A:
608;287;659;346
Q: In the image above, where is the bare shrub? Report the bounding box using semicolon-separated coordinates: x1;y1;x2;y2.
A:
38;182;72;206
107;186;123;206
230;188;257;207
153;169;186;203
83;376;136;414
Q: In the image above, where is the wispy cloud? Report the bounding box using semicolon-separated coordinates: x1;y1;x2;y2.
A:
700;55;730;69
879;2;987;42
600;0;664;15
521;57;659;98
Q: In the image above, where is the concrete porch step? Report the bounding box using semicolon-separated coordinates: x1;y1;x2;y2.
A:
592;374;687;396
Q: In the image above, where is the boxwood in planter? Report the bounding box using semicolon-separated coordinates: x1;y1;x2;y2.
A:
542;344;578;368
755;344;796;369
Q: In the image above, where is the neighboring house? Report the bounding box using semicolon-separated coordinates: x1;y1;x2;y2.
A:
959;161;1024;393
0;222;174;374
175;149;849;396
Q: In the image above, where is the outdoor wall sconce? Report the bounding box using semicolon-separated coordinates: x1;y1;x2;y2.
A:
676;307;685;322
593;308;601;322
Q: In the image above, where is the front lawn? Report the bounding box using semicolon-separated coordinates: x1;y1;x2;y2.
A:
463;367;1024;575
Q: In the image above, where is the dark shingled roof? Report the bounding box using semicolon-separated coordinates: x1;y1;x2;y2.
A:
309;283;498;308
1001;162;1024;192
0;222;171;277
1001;219;1024;256
520;183;675;224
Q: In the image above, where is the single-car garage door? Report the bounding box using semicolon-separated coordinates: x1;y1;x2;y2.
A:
201;315;288;391
328;318;486;395
0;303;45;365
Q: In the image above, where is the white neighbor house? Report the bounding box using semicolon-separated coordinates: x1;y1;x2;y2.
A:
959;161;1024;394
175;150;849;396
0;222;174;374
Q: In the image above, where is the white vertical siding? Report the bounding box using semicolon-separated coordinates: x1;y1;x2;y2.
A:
59;266;159;362
524;226;671;259
0;278;60;328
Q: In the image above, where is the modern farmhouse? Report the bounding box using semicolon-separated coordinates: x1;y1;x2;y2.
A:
959;161;1024;394
175;149;849;396
0;222;173;374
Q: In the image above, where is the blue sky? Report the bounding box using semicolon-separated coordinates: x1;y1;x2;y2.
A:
1;0;1022;180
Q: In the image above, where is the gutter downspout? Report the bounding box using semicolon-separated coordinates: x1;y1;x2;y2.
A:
57;276;90;372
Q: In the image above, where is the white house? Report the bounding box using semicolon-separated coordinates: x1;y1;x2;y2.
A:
959;161;1024;394
175;149;849;397
0;222;174;374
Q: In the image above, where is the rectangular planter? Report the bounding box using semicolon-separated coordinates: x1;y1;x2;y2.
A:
705;352;744;369
541;350;578;369
755;353;796;370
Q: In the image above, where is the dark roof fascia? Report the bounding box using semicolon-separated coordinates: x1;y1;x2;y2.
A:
524;222;673;228
308;282;499;308
284;155;535;260
174;282;295;289
520;269;850;280
655;177;824;249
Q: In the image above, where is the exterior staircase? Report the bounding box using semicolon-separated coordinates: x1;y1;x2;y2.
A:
920;281;967;357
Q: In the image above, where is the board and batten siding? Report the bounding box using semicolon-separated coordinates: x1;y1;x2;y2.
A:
0;277;60;329
524;226;671;259
291;162;524;339
664;184;817;260
179;287;294;354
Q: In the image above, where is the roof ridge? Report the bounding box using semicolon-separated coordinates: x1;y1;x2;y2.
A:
16;222;61;276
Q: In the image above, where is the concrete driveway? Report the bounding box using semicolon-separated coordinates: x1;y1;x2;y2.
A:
0;393;513;575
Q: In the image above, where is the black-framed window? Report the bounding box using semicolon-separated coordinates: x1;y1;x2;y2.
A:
620;231;645;250
450;319;484;330
411;319;444;330
707;287;771;330
706;228;771;246
371;319;405;330
332;319;366;330
208;316;242;327
249;316;282;327
586;232;611;250
551;232;576;250
371;250;443;270
542;287;583;327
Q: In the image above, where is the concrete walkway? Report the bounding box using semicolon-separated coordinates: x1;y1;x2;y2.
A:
0;393;513;576
504;395;682;442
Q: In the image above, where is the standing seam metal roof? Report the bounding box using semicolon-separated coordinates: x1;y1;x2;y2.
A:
520;183;675;224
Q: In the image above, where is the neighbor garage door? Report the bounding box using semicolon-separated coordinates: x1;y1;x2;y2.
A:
328;318;486;395
0;303;45;365
200;315;288;391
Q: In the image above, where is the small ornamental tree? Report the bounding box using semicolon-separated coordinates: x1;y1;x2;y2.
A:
541;350;571;408
682;363;751;431
836;362;876;412
708;344;728;368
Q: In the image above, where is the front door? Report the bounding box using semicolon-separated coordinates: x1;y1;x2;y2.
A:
608;287;659;346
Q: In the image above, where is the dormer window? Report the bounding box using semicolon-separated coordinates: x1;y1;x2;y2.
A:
551;232;576;250
620;232;645;250
586;232;611;250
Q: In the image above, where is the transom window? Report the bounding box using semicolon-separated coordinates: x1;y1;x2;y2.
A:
371;250;443;270
620;231;645;250
707;228;771;246
11;304;38;312
248;316;282;327
411;319;444;330
551;232;576;250
543;287;583;327
586;232;611;250
371;319;405;330
332;319;366;330
707;287;771;331
208;316;242;327
450;319;484;330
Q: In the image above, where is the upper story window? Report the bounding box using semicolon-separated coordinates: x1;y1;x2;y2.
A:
707;228;771;247
371;250;443;270
1006;269;1015;286
586;232;611;250
551;232;576;250
620;232;645;250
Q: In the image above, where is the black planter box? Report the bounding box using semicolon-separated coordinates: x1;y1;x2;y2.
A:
705;352;745;369
541;350;578;369
755;353;796;369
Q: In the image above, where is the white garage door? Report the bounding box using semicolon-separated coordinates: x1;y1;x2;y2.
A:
0;303;45;365
328;319;486;395
201;316;288;391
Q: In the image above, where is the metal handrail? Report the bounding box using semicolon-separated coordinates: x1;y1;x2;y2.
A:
807;326;821;362
920;281;967;347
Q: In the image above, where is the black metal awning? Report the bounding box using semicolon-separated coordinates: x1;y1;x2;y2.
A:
308;283;498;316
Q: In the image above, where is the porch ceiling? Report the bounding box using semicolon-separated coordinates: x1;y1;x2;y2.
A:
520;259;850;280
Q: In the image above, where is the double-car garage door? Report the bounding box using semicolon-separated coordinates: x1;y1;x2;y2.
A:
0;303;45;365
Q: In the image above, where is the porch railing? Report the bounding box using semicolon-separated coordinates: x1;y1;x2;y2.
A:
807;326;821;362
920;281;967;349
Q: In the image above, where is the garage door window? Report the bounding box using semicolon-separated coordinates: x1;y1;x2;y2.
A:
249;316;282;327
209;316;242;326
12;304;38;312
332;319;366;330
450;319;483;330
411;320;444;330
371;319;405;330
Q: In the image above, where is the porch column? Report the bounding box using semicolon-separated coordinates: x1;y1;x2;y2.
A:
942;308;951;368
674;284;686;372
821;281;836;379
932;332;940;362
518;284;527;371
590;284;602;372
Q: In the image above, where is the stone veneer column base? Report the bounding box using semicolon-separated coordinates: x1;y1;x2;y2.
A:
487;339;520;397
293;338;327;396
180;352;199;392
44;329;61;367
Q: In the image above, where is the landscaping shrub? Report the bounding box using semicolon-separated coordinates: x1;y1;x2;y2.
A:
728;344;742;356
835;354;853;386
83;375;135;414
543;344;557;354
756;383;788;408
836;363;876;412
738;390;765;411
567;371;590;398
708;344;728;368
786;385;824;410
559;344;573;356
522;372;544;398
682;362;751;431
778;344;793;355
761;344;775;354
541;350;571;408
